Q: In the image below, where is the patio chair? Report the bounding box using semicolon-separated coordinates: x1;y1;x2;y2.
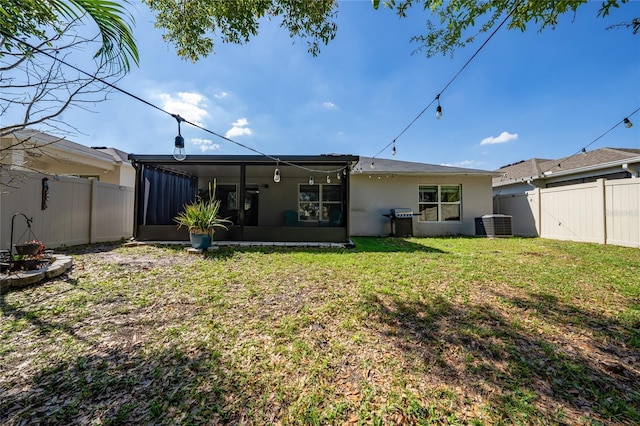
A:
328;209;342;226
284;210;300;227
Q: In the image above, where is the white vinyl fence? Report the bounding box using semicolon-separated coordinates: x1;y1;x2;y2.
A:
1;172;134;250
494;178;640;248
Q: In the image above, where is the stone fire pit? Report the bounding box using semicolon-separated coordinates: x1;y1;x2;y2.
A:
0;254;73;293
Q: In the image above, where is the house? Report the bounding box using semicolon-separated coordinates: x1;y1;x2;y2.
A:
1;130;135;249
350;157;500;237
493;147;640;196
1;129;135;187
128;154;500;242
492;148;640;243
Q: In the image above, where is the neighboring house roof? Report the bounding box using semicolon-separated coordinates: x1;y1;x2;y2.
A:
8;129;119;166
1;130;134;186
493;158;551;186
355;156;501;176
493;147;640;187
92;146;131;164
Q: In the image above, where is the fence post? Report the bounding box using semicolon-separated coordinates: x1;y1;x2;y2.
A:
530;188;542;237
90;179;98;244
598;178;607;245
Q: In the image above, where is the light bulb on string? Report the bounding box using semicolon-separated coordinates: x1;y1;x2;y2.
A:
172;114;186;161
273;168;281;183
326;175;331;184
336;172;341;181
173;135;186;161
309;176;314;185
581;148;587;156
370;161;375;169
624;118;633;128
392;143;396;156
435;94;443;120
343;169;347;176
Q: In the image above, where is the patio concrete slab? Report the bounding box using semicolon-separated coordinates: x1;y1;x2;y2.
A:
128;240;356;249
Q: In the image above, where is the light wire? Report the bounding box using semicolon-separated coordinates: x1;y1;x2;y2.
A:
1;30;350;175
370;0;523;160
538;107;640;173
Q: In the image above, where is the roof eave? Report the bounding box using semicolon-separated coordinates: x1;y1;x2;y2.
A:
542;156;640;178
128;154;360;166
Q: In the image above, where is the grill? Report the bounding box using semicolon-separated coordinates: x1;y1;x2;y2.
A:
384;208;415;237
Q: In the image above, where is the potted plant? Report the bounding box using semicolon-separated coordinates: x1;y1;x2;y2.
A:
174;182;232;250
14;240;44;256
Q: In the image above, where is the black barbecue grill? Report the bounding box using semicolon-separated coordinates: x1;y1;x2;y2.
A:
384;208;416;237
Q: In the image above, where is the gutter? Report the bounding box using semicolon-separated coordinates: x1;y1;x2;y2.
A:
622;162;640;178
542;156;640;178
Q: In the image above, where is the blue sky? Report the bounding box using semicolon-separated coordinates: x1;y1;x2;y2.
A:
61;1;639;170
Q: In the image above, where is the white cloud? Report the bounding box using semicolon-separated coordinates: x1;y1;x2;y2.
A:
323;101;336;110
225;117;252;138
480;131;518;145
441;160;485;168
214;91;228;99
191;138;221;152
158;91;209;126
178;92;205;105
231;118;249;127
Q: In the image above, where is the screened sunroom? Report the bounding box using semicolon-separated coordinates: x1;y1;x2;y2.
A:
128;154;359;243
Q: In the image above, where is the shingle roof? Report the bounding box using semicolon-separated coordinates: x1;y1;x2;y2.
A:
355;156;499;176
494;158;551;184
540;148;640;175
493;148;640;185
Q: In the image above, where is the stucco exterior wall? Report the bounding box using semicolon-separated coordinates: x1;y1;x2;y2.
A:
349;174;494;237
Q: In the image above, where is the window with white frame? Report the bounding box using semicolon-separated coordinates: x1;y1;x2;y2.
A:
418;185;461;221
298;184;343;223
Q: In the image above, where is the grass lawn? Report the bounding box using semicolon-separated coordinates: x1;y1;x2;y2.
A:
1;237;639;425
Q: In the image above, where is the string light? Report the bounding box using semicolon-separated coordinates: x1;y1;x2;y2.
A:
273;168;281;183
1;32;357;177
309;176;314;185
367;1;522;163
392;142;396;156
538;108;639;174
172;114;186;161
435;95;442;120
326;174;331;183
370;161;375;169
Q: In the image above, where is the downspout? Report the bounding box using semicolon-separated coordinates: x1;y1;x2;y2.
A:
345;160;356;246
622;163;639;178
239;164;246;240
131;160;142;239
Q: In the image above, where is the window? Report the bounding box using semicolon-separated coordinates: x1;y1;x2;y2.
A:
299;184;343;224
418;185;461;221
